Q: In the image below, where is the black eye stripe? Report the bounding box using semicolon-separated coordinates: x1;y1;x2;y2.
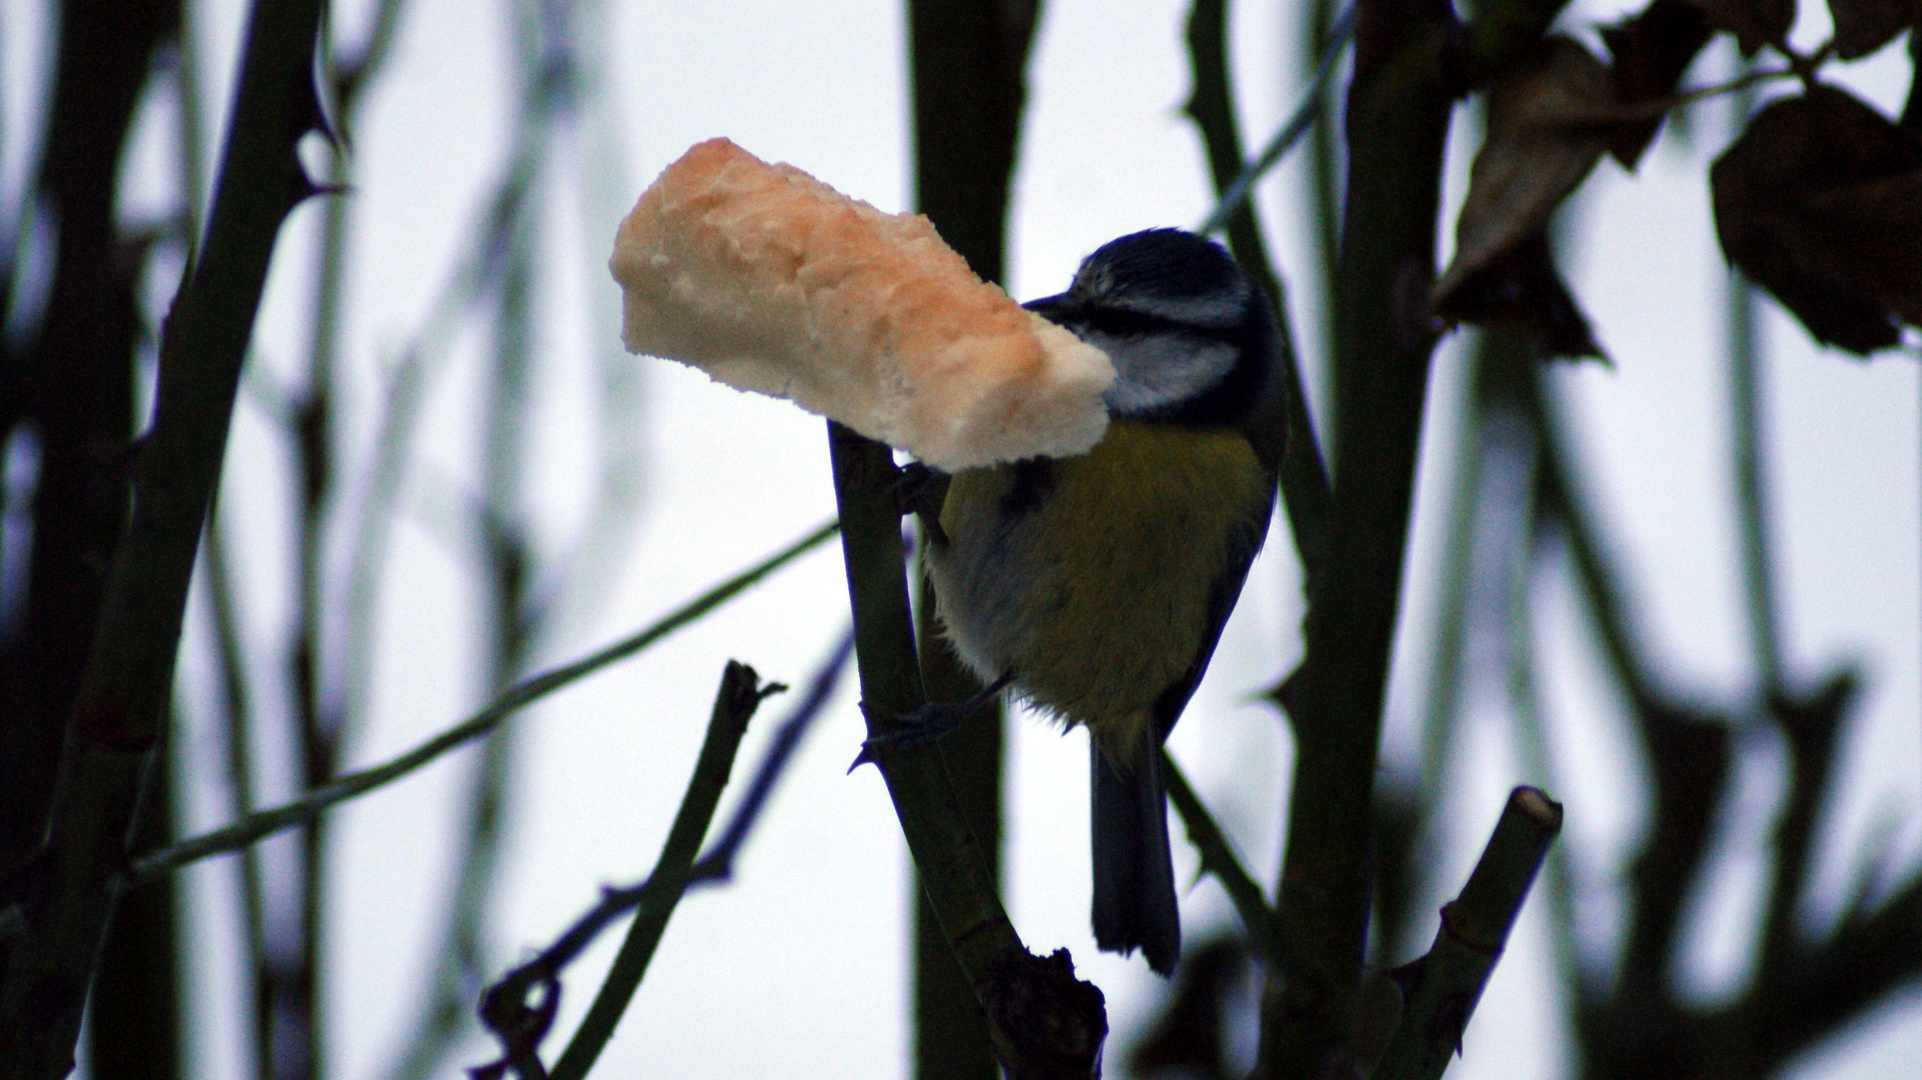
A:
1037;301;1243;344
1023;229;1281;432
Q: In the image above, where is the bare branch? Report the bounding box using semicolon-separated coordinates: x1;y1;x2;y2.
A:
122;520;840;885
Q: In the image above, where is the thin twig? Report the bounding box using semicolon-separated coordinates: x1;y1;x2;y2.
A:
1531;372;1731;1004
1486;374;1593;1007
1529;373;1657;705
333;87;573;759
1722;63;1785;699
474;629;851;1040
1772;37;1835;86
1161;751;1290;972
1306;0;1342;315
531;0;647;643
826;421;1101;1077
122;519;840;886
1194;4;1356;239
1510;547;1594;1006
334;0;409;111
282;9;369;1070
1183;0;1333;585
1407;336;1497;824
1539;66;1801;131
176;4;209;261
200;519;274;1080
1369;788;1561;1080
333;338;427;751
689;627;854;885
534;662;778;1080
385;17;570;1065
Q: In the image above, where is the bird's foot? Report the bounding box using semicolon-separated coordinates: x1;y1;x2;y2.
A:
849;671;1013;771
891;461;950;546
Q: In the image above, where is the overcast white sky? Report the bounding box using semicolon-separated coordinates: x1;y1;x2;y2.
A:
34;0;1922;1075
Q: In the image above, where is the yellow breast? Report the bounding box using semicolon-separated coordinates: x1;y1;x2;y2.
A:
928;420;1271;762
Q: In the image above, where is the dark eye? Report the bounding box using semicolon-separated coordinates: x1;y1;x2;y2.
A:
1072;263;1111;299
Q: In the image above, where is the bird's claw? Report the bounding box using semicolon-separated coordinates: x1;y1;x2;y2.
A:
891;461;951;546
848;672;1013;772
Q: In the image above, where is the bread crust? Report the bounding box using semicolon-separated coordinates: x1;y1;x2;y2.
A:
611;138;1113;469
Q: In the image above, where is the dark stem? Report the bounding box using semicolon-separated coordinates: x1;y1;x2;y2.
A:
0;1;328;1074
904;2;1036;1073
476;632;850;1047
826;421;1105;1079
1261;4;1458;1074
1369;787;1561;1080
538;663;775;1080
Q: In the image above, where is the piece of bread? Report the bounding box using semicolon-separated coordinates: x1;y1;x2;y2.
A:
610;138;1113;470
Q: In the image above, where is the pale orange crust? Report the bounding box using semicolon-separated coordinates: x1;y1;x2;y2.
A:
610;138;1112;469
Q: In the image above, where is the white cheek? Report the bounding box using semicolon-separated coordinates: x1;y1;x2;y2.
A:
1087;331;1235;416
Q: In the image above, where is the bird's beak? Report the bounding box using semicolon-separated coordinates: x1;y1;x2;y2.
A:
1022;292;1072;320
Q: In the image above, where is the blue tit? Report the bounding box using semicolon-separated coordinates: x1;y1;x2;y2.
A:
924;228;1286;975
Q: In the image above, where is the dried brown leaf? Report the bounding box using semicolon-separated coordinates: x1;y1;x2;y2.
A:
1827;0;1918;59
1684;0;1795;55
1434;37;1614;312
1433;230;1605;361
1711;86;1922;354
1602;0;1713;168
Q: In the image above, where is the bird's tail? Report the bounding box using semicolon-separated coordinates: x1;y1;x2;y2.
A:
1090;742;1180;975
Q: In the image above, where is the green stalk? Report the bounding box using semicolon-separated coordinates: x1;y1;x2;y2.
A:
1262;8;1457;1074
1369;787;1561;1080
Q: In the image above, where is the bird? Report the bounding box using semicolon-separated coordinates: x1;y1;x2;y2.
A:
920;228;1286;975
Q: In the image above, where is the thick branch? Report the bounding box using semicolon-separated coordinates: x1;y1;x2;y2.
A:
827;422;1105;1080
0;2;326;1073
1262;3;1456;1075
906;3;1038;1073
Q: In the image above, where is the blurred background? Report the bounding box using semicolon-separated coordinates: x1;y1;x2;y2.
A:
0;0;1917;1077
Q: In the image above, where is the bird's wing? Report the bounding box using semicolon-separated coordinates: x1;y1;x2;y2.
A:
1149;458;1279;743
